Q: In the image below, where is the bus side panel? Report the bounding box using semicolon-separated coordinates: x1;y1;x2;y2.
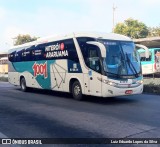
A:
139;48;160;75
9;61;45;89
141;63;155;75
139;49;155;75
50;60;67;91
8;61;19;86
64;73;84;93
20;72;42;89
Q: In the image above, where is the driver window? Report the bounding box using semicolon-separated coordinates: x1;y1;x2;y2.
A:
86;45;101;73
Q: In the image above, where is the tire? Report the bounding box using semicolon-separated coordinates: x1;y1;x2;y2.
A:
72;81;83;100
20;77;27;92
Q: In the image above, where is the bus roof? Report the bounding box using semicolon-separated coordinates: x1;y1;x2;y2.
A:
74;32;131;41
138;48;160;52
9;32;132;52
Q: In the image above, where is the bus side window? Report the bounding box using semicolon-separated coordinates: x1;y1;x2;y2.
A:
64;39;79;63
86;44;101;73
16;50;24;62
24;46;34;61
8;51;16;62
33;45;44;61
140;52;152;61
140;57;144;61
77;37;96;66
146;55;151;61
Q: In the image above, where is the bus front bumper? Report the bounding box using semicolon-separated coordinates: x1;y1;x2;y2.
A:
102;84;143;97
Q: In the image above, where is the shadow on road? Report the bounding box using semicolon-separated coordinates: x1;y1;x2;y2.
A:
83;96;137;105
16;87;137;105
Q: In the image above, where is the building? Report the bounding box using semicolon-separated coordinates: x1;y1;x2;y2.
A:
0;52;8;58
0;52;8;75
134;37;160;48
134;37;160;76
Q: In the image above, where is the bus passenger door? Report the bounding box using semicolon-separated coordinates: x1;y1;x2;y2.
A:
86;47;102;96
88;69;102;96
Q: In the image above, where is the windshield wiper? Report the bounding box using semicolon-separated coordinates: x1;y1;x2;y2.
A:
105;71;136;79
125;53;139;78
104;71;120;78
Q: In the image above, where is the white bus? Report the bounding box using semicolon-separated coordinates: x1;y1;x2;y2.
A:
138;48;160;75
8;32;149;100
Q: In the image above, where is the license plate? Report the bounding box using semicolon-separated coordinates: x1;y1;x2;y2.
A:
125;90;133;94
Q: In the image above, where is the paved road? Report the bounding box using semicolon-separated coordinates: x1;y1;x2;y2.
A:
0;82;160;146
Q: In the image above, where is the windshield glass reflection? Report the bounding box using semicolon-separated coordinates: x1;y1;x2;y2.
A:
99;39;141;78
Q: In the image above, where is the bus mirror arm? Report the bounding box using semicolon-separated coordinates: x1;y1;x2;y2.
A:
86;41;106;58
135;44;149;58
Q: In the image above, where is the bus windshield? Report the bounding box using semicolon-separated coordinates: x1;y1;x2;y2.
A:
139;51;152;62
99;40;141;79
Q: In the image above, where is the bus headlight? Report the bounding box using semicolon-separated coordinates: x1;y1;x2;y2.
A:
107;81;117;86
136;80;143;84
97;77;118;87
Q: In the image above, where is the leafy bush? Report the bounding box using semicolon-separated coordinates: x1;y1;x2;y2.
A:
144;82;160;94
0;77;8;82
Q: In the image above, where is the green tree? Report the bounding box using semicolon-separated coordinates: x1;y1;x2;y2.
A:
114;18;149;39
14;34;38;46
148;26;160;37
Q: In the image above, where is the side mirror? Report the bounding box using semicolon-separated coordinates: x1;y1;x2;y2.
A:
86;41;106;58
135;44;149;58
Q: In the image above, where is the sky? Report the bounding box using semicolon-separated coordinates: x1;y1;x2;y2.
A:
0;0;160;52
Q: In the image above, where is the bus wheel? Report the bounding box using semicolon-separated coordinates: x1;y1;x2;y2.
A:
20;77;27;92
72;81;83;100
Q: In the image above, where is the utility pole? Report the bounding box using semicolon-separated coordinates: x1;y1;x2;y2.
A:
112;4;117;33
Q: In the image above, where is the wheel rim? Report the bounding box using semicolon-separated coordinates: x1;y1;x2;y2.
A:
74;85;81;96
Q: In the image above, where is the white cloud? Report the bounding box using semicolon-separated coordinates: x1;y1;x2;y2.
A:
1;0;160;52
140;0;160;5
3;26;32;50
0;1;143;51
5;26;28;39
0;7;6;20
